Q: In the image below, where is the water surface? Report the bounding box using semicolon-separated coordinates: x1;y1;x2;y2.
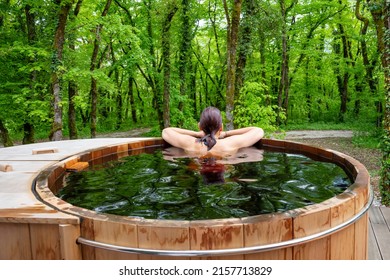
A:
58;147;351;220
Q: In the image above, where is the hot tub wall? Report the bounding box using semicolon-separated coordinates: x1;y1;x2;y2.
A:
36;138;370;260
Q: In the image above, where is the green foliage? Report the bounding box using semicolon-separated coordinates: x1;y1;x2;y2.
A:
234;82;284;133
352;126;382;149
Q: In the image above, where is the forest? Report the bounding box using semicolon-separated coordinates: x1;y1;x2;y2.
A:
0;0;389;202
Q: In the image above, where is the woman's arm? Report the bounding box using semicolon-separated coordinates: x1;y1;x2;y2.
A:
220;127;264;150
219;127;261;139
162;127;204;150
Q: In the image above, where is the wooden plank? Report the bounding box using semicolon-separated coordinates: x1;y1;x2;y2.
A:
368;220;382;260
66;162;89;172
242;214;293;260
59;224;82;260
370;207;390;260
0;223;31;260
190;219;243;260
80;218;96;260
330;225;355;259
330;194;356;259
93;219;138;260
30;224;61;259
293;206;331;259
293;238;331;260
380;207;390;228
354;214;368;259
138;219;190;260
369;206;385;224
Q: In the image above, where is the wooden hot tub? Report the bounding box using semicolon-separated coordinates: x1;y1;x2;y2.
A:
33;138;372;260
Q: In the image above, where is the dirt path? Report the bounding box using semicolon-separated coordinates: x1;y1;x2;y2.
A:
285;130;353;139
96;127;151;138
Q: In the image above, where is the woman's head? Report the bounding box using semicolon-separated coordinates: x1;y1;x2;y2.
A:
198;106;222;151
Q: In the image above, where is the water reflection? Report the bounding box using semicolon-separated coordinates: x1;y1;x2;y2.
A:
163;147;264;185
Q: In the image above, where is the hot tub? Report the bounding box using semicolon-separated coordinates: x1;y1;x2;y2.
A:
31;138;372;260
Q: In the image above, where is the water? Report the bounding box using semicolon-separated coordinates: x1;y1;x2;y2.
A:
58;147;351;220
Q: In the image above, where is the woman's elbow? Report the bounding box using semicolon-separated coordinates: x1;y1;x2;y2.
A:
253;127;264;139
161;128;170;140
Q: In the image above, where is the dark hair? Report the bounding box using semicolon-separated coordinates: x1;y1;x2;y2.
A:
199;157;225;185
197;106;222;151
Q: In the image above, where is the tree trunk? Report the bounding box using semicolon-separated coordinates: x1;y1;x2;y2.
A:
383;0;390;202
162;3;178;128
23;4;37;144
137;0;164;129
223;0;243;130
234;0;255;106
68;0;83;140
333;21;350;122
128;77;137;123
0;119;13;147
178;0;191;116
368;0;390;204
277;0;296;125
369;0;386;127
90;0;112;138
369;0;390;204
50;0;72;141
356;0;380;124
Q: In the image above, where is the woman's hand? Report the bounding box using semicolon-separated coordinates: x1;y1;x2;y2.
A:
195;130;205;138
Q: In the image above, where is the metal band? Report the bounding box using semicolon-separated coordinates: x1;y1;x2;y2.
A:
77;188;374;257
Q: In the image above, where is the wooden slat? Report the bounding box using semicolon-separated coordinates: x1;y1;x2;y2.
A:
380;207;390;227
368;218;382;260
93;219;138;260
369;206;384;224
59;224;82;260
354;214;368;259
293;206;331;259
138;219;190;260
30;224;61;260
66;162;89;172
190;219;243;260
242;214;293;260
369;207;390;260
330;194;356;259
0;223;32;260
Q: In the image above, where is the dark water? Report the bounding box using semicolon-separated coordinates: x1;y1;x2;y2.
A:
58;148;351;220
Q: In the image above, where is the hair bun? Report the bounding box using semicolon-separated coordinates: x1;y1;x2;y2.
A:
197;134;217;151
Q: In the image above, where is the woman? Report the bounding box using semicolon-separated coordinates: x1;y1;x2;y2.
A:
162;106;264;157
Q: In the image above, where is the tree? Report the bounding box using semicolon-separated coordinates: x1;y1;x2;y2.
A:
382;1;390;204
50;0;73;141
161;1;178;128
0;119;13;147
277;0;297;125
368;0;390;204
178;0;192;117
23;3;37;144
0;0;385;157
223;0;243;130
234;0;256;106
67;0;84;140
89;0;112;138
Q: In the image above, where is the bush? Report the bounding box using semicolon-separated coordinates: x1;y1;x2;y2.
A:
234;82;285;133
